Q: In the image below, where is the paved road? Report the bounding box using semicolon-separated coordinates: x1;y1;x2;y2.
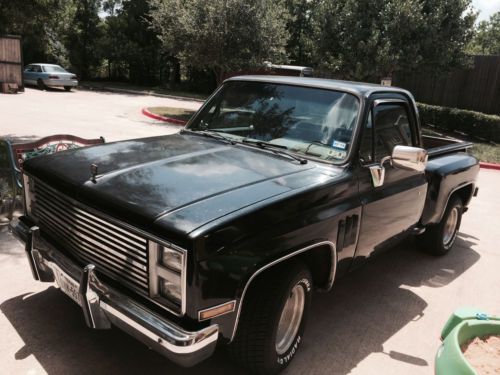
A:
0;88;499;374
0;87;202;142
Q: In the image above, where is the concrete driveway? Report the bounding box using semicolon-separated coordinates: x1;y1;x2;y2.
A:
0;87;202;142
0;87;499;374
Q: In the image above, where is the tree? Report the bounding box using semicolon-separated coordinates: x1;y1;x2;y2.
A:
102;0;122;16
468;12;500;55
0;0;77;65
99;0;166;84
315;0;477;82
148;0;290;84
66;0;103;79
285;0;319;66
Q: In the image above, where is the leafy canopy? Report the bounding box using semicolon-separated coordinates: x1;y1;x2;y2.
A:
468;12;500;55
0;0;77;65
148;0;290;83
315;0;476;81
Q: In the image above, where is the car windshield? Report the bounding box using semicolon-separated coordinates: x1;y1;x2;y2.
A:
188;81;360;162
42;65;67;73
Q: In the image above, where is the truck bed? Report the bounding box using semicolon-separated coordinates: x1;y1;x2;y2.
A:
422;135;474;159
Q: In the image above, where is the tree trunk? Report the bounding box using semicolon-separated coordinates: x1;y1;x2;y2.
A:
214;67;226;86
169;57;181;86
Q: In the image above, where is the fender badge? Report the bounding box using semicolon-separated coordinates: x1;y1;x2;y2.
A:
90;163;98;183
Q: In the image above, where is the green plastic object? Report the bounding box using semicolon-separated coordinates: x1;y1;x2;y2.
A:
435;307;500;375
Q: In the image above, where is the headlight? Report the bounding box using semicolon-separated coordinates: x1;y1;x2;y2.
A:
148;241;186;315
160;246;184;273
160;278;182;305
23;174;35;216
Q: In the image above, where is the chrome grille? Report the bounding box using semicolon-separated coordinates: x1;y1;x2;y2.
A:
32;180;149;296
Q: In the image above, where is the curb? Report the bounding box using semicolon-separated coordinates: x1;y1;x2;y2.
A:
479;162;500;170
79;84;205;103
141;108;187;125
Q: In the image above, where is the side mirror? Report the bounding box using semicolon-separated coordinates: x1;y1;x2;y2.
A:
391;145;428;172
369;145;427;188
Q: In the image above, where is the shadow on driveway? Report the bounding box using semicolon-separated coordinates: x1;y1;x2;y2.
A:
294;233;479;374
0;234;479;375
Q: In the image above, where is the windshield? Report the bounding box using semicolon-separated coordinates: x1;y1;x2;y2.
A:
42;65;67;73
188;81;360;162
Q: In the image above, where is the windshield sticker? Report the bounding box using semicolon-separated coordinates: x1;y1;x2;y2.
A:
332;140;347;149
329;149;347;159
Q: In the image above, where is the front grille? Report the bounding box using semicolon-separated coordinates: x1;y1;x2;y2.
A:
32;180;149;297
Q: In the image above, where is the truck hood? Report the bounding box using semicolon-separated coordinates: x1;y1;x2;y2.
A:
25;134;341;237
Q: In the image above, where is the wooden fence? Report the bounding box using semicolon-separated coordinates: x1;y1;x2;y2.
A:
394;55;500;115
0;35;23;91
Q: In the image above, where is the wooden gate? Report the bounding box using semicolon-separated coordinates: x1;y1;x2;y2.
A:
0;35;23;92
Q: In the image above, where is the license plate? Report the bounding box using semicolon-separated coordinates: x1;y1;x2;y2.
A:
54;267;82;306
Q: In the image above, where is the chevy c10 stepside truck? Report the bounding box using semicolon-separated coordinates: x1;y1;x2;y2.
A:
10;76;479;374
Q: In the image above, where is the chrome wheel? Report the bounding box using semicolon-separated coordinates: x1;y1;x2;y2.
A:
443;207;458;246
275;284;305;355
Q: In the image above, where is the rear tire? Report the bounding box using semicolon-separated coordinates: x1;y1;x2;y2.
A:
418;195;463;255
229;262;312;374
64;86;72;91
37;79;46;90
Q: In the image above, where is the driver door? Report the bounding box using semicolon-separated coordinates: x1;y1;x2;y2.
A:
353;99;427;264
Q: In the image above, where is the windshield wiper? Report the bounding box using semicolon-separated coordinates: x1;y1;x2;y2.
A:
242;138;308;165
181;129;236;145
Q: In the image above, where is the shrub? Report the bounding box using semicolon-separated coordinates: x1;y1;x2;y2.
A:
417;103;500;143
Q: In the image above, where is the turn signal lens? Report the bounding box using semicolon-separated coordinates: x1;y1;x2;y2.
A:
199;301;236;321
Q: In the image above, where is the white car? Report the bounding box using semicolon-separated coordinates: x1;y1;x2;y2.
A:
23;63;78;91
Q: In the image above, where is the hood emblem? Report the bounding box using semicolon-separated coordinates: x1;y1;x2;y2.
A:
90;164;98;183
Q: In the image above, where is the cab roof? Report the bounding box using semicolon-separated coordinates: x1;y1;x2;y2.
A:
225;75;413;99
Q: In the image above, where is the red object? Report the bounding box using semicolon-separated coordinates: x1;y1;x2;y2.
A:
141;108;187;125
479;162;500;170
10;134;105;170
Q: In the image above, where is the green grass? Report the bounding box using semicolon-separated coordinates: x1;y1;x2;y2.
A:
470;143;500;163
80;81;208;101
147;107;196;122
423;126;499;163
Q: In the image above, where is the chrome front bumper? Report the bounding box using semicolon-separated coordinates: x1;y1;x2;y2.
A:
9;216;218;367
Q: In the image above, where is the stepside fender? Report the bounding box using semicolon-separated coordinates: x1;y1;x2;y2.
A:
420;153;479;226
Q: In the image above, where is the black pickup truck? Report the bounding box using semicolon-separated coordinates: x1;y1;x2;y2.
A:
10;76;479;374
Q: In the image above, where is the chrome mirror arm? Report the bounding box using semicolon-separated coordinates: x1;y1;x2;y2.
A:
380;155;392;167
369;164;386;188
368;155;392;188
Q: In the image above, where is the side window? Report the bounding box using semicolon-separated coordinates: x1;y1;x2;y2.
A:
33;65;42;73
359;111;373;164
373;103;412;162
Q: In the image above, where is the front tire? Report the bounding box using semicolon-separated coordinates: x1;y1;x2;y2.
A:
37;79;46;90
418;195;463;255
64;86;72;91
229;262;312;374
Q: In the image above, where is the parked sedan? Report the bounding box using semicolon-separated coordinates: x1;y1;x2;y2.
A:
23;63;78;91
